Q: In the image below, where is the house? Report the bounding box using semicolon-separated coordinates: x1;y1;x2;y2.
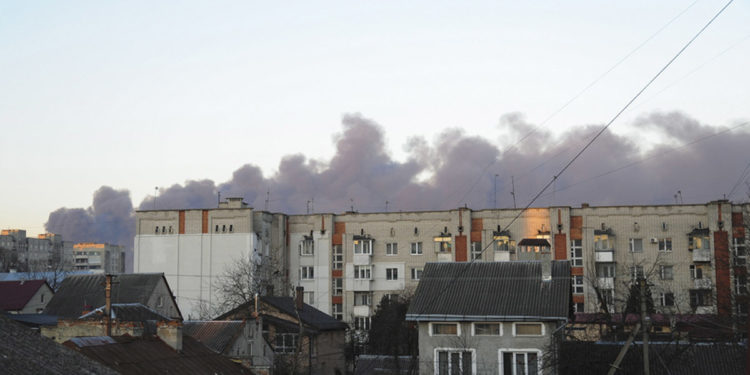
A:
43;273;182;320
0;313;118;375
405;261;571;375
0;279;53;314
183;320;258;367
63;330;252;375
216;289;349;375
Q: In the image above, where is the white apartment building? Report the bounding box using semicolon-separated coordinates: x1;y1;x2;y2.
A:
134;199;749;328
72;242;125;274
133;198;287;319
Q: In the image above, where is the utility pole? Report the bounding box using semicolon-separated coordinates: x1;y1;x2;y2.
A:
105;274;113;336
493;174;498;209
640;277;650;375
511;176;517;209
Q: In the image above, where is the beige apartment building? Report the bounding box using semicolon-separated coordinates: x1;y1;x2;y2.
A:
135;199;749;329
73;243;126;274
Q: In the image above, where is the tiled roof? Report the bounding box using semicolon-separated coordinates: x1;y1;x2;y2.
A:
406;261;570;321
560;341;746;375
216;296;348;332
0;280;49;311
183;320;245;354
65;335;252;375
80;303;172;322
44;273;181;319
0;313;118;375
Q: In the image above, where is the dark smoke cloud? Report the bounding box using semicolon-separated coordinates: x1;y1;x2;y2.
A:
46;111;749;257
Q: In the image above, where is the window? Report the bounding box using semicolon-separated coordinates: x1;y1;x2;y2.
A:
570;239;582;266
304;291;315;304
431;323;459;336
228;224;233;233
690;290;711;307
573;302;585;313
659;265;673;280
274;333;298;353
332;303;343;320
692;235;710;250
629;265;644;280
332;244;343;270
386;242;398;255
222;225;226;233
735;274;747;295
436;349;473;375
353;239;373;255
386;268;398;280
500;350;540;375
332;278;343;296
596;264;616;278
168;225;173;234
411;267;423;280
629;238;643;253
215;225;219;233
734;238;747;266
354;265;371;280
690;264;703;279
354;316;370;331
354;292;371;306
300;266;314;280
155;226;159;234
494;236;510;252
572;275;584;294
660;292;675;307
434;237;452;253
470;241;482;260
513;323;543;336
385;293;400;302
411;242;423;255
299;238;314;256
658;238;672;252
594;235;611;250
473;323;500;336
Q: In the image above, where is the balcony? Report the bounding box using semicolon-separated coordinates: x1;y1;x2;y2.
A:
597;277;615;289
692;248;711;263
351;279;372;291
494;251;511;262
353;305;371;317
352;253;372;265
694;278;712;289
595;250;614;263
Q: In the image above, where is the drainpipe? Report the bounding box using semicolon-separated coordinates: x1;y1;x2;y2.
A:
105;274;112;336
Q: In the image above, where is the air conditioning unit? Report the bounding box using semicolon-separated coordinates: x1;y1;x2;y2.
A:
650;238;658;244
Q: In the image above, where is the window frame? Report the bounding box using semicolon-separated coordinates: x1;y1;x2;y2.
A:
353;239;373;255
410;242;423;255
470;241;483;260
498;349;542;375
434;348;475;375
658;238;673;252
354;265;372;280
659;265;674;280
512;322;544;337
660;292;675;307
332;244;343;270
572;275;584;294
411;267;423;280
429;322;461;336
570;239;583;266
472;322;501;336
386;267;398;280
386;242;398;256
629;238;643;253
300;266;314;280
299;238;314;256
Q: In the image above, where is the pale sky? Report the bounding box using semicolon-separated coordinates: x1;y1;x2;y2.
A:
1;0;748;236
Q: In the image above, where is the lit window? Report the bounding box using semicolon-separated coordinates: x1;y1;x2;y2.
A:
434;236;452;253
514;322;543;336
431;323;459;336
386;268;398;280
594;234;611;250
494;236;510;252
410;242;423;255
570;239;582;266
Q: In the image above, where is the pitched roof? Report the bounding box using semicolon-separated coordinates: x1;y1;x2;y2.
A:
216;296;348;332
560;341;746;375
79;303;172;322
0;313;119;375
65;335;252;375
183;320;245;354
44;273;181;319
406;261;571;321
0;280;49;311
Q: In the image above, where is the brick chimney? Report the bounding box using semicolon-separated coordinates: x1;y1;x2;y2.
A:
295;286;304;311
157;321;183;352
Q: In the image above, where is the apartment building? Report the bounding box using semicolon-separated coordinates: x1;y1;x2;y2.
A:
0;230;73;272
133;198;288;319
72;243;125;274
135;199;749;328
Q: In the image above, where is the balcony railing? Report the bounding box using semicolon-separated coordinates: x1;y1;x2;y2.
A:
694;278;712;289
692;248;711;262
595;250;614;263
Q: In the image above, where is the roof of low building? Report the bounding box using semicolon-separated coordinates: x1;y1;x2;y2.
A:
406;261;570;322
183;320;245;354
79;303;172;322
0;313;119;375
44;273;182;320
65;335;252;375
216;296;348;332
0;280;50;311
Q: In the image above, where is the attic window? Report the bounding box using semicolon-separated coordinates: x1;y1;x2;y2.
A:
514;322;543;336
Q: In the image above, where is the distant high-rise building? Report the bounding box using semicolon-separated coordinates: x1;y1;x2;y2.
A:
0;230;73;272
72;243;125;274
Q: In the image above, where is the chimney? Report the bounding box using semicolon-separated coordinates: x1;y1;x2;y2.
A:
157;321;183;352
295;286;304;311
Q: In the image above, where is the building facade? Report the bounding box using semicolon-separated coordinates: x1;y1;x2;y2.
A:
133;198;288;319
135;200;750;328
0;230;73;272
73;243;125;274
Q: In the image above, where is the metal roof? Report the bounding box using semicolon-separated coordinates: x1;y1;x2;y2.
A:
43;273;182;320
216;296;348;332
183;320;245;354
0;280;49;311
79;303;172;322
406;261;570;322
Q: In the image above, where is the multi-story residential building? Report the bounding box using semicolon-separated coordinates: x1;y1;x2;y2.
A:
72;243;125;274
135;200;749;328
133;197;288;319
0;230;73;272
